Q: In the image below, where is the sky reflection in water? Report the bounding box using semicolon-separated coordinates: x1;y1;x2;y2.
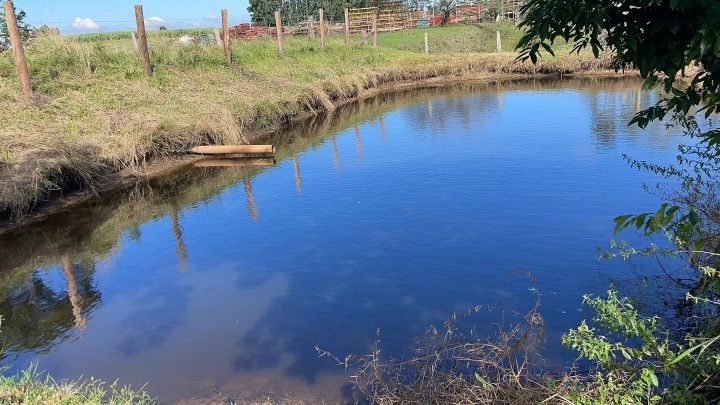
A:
0;78;685;402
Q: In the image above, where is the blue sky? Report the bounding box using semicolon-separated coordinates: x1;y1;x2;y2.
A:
15;0;253;33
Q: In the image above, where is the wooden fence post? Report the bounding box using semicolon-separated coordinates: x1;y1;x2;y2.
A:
131;31;139;50
134;5;152;76
274;11;284;56
213;27;222;47
496;31;502;53
424;32;429;54
221;9;231;64
4;1;32;97
308;15;315;39
319;8;325;50
344;7;350;45
372;15;377;48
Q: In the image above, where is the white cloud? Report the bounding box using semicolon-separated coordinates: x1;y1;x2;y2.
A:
204;14;218;20
71;17;99;30
145;16;165;27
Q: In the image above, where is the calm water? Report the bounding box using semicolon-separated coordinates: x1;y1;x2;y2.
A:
0;78;684;403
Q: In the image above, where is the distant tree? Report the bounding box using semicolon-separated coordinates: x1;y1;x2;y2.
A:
159;25;167;30
0;3;32;52
435;0;456;25
248;0;280;26
480;0;502;21
248;0;378;27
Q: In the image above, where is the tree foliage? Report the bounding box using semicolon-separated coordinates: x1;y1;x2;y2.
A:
435;0;456;25
517;0;720;143
0;3;32;52
248;0;376;26
517;2;720;402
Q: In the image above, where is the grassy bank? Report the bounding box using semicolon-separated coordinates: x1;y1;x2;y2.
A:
0;23;614;227
0;369;154;404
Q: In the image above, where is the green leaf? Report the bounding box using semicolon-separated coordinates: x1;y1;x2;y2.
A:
475;373;491;390
613;215;632;234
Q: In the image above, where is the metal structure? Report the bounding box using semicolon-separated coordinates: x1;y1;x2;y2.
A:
348;0;410;33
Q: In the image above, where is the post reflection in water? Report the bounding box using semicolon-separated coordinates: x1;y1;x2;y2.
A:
244;177;259;221
354;125;363;161
331;135;341;169
378;115;387;142
293;155;303;194
0;77;686;403
61;255;86;329
170;210;189;272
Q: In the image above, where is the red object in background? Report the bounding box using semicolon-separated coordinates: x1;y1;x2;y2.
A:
222;23;274;40
430;4;484;26
430;15;456;26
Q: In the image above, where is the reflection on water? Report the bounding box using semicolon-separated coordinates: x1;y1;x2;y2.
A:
0;77;685;403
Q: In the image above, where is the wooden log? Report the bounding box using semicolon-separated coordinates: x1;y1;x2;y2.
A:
134;5;152;76
319;8;325;50
274;10;284;56
189;145;275;155
193;157;276;167
3;1;32;98
308;16;315;39
221;9;231;64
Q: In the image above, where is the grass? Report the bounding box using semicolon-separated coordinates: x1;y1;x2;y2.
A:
0;313;154;404
0;23;616;226
0;367;155;405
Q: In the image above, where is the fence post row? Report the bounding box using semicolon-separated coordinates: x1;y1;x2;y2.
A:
4;0;32;97
344;7;350;45
274;11;284;56
133;4;152;76
221;9;232;64
318;8;325;50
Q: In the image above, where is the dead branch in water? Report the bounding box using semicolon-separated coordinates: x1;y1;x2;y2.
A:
318;284;584;404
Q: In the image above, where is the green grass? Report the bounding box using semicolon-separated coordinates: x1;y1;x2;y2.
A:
0;24;613;224
381;22;520;53
0;366;155;404
73;28;215;42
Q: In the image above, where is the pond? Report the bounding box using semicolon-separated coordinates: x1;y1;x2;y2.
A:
0;78;685;403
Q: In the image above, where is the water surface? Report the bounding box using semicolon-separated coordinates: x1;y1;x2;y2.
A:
0;78;684;403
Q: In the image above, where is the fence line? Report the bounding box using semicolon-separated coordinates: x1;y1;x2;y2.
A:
2;2;517;97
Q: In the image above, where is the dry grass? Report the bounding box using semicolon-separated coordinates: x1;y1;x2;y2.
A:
0;26;617;225
317;284;590;404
